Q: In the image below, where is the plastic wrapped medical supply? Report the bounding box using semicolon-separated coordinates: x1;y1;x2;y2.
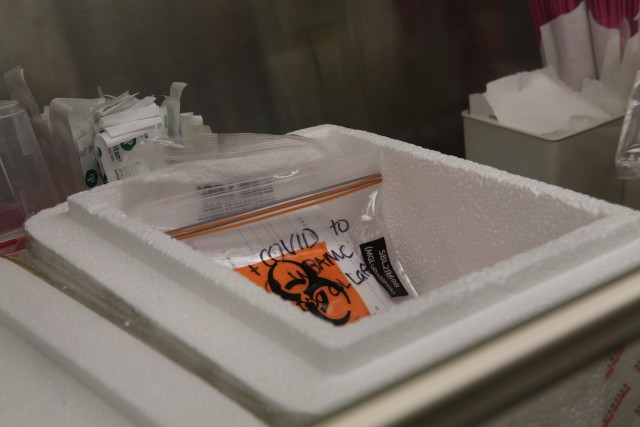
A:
120;133;418;325
49;97;105;190
92;92;169;183
93;82;211;183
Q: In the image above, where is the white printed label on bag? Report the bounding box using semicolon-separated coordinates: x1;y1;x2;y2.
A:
195;178;276;224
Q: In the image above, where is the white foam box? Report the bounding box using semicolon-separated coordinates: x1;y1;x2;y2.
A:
462;111;624;204
0;257;264;427
25;124;640;426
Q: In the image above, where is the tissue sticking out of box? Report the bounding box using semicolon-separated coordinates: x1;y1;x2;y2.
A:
532;1;640;99
539;1;597;92
471;67;624;137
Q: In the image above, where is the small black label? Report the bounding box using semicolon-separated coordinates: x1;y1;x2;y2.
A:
359;237;408;297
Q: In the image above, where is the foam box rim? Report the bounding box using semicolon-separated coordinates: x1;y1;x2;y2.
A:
26;125;640;422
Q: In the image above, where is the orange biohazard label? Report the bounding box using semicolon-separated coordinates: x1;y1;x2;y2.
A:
179;203;398;326
236;241;370;325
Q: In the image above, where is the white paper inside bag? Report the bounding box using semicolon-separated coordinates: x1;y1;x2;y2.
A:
104;117;163;140
93;92;139;117
99;104;160;128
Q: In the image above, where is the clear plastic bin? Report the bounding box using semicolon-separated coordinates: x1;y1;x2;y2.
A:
0;101;59;254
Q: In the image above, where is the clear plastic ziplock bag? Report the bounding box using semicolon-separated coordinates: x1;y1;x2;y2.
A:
120;134;418;326
102;132;333;183
616;71;640;179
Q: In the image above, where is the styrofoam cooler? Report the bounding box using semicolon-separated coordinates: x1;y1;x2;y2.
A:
20;125;640;426
0;257;264;427
462;111;624;204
